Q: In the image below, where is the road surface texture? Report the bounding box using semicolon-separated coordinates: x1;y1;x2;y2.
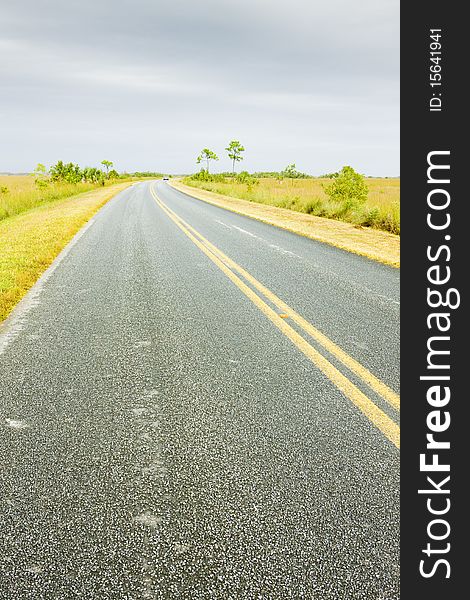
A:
0;181;400;599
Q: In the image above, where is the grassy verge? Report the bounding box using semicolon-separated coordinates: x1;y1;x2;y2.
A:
0;182;131;322
170;179;400;268
0;175;131;221
182;176;400;235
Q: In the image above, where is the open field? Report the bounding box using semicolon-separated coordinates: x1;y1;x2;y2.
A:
0;174;144;222
0;175;105;221
182;177;400;235
0;182;131;322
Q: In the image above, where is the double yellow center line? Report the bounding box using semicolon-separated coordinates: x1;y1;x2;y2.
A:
150;184;400;449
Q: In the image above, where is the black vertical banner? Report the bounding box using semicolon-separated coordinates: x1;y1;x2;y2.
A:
401;2;466;598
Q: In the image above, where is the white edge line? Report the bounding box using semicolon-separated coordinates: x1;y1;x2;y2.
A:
173;184;399;304
214;219;232;230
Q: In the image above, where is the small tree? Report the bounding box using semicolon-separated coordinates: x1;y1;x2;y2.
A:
34;163;47;176
101;160;113;176
280;163;302;186
196;149;219;173
49;161;82;184
49;160;65;182
282;163;298;178
324;165;368;212
33;163;49;189
83;166;105;184
225;140;245;173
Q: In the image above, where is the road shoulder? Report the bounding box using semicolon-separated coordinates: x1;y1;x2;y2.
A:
169;179;400;268
0;182;132;323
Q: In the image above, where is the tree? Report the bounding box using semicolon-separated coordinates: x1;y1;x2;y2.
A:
281;163;307;179
49;161;82;184
324;165;368;212
101;160;113;176
83;166;105;184
225;140;245;173
33;163;49;189
196;148;219;173
34;163;47;176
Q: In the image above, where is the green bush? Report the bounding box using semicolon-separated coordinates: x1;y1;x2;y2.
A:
190;169;227;183
280;163;310;179
236;171;258;186
35;179;49;190
361;207;380;228
324;166;368;212
49;161;83;184
82;167;105;184
303;198;323;215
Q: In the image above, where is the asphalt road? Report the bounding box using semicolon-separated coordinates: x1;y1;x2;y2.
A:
0;181;400;599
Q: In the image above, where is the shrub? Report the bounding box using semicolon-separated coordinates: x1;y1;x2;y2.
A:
324;166;368;212
303;198;323;215
190;169;227;183
82;167;105;184
35;179;49;190
236;171;258;186
49;161;83;184
361;207;380;228
33;163;49;189
280;163;310;179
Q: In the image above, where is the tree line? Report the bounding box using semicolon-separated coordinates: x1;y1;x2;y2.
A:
195;143;322;180
33;160;119;188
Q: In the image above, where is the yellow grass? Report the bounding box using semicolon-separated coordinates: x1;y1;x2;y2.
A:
170;179;400;268
0;182;131;322
0;175;107;221
183;177;400;234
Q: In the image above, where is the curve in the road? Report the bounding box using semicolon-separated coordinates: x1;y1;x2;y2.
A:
150;184;400;449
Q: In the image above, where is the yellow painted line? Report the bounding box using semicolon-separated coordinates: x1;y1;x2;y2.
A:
150;185;400;449
201;244;400;410
152;186;400;412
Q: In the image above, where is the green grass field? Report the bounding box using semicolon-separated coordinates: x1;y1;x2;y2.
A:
183;177;400;234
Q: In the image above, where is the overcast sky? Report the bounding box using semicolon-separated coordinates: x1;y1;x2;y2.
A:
1;0;399;175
